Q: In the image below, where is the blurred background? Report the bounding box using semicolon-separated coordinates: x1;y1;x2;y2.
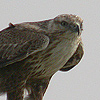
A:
0;0;100;100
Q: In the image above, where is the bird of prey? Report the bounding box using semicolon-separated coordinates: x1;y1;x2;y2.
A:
0;14;84;100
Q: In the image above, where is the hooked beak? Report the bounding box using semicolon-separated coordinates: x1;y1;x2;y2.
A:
76;24;83;35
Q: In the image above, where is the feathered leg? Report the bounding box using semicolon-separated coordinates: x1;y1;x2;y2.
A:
7;87;24;100
25;78;50;100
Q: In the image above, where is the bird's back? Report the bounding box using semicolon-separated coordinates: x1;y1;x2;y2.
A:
0;24;37;44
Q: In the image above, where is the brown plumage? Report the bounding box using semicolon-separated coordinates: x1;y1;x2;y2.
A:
0;14;84;100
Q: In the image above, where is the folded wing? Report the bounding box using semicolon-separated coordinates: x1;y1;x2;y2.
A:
0;25;49;67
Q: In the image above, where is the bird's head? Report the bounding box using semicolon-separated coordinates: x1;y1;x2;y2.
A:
47;14;83;40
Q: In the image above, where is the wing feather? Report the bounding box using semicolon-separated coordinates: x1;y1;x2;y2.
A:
0;25;49;67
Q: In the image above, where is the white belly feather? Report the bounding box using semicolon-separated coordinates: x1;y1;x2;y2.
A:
30;37;80;78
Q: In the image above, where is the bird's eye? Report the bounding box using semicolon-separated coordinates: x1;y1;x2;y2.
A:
70;24;78;29
70;24;79;31
61;21;68;27
70;24;79;33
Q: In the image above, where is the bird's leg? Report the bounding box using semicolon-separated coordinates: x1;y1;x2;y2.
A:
7;87;24;100
25;78;50;100
25;86;43;100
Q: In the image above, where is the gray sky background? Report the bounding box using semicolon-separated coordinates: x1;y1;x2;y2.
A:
0;0;100;100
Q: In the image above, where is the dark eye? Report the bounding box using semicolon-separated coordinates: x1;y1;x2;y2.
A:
70;24;78;29
61;21;68;26
70;24;79;33
70;24;79;31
